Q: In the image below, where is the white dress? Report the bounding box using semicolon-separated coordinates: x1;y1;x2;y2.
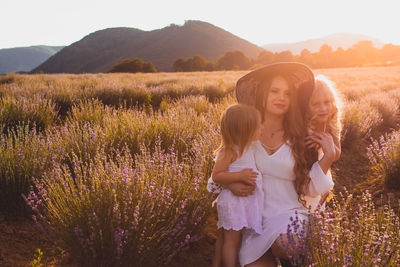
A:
238;141;334;266
215;142;264;234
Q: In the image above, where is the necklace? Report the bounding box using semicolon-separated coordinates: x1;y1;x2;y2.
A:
263;128;283;138
270;128;283;137
261;141;284;151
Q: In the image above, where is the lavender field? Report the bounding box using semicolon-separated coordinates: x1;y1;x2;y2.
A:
0;67;399;266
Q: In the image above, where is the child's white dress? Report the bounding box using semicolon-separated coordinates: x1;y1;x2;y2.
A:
215;142;264;234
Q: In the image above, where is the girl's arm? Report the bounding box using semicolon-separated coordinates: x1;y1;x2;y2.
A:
211;150;258;186
307;131;336;174
304;131;336;197
332;135;341;161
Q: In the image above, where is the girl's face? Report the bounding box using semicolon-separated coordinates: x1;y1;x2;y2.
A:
265;76;291;117
309;91;333;124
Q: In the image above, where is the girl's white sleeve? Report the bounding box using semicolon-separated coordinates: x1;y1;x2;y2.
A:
206;151;223;194
306;162;334;197
207;176;222;194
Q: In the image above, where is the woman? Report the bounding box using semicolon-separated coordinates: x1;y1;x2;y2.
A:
209;62;336;266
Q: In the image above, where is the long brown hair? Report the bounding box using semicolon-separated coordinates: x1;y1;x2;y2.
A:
215;104;261;162
255;74;314;207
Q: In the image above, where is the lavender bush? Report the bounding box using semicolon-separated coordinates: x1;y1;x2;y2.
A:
367;130;400;189
0;125;59;214
0;69;398;265
341;100;382;149
25;143;213;266
0;95;59;132
287;191;400;266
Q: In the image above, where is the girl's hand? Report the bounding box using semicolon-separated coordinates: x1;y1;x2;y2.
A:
307;132;336;160
227;182;255;197
305;135;321;150
239;168;258;186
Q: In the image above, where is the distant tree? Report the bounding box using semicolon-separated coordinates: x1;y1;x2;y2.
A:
300;48;311;57
142;61;157;73
352;41;378;66
172;55;214;72
319;44;333;54
274;50;294;62
298;49;314;67
331;47;348;67
316;44;334;68
380;44;400;62
173;58;186;72
216;50;251;70
256;50;275;65
108;58;157;73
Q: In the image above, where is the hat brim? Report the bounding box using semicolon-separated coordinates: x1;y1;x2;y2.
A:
235;62;315;108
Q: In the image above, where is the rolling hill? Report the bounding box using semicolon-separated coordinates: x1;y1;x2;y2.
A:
262;33;384;55
0;45;64;74
32;20;264;73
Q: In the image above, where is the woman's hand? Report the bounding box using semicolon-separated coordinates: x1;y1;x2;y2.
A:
226;182;255;197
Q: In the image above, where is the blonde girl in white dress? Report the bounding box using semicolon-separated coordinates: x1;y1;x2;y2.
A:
208;63;337;267
304;75;343;211
212;104;264;267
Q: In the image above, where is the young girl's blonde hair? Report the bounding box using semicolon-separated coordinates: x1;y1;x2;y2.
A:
215;104;261;162
308;75;343;140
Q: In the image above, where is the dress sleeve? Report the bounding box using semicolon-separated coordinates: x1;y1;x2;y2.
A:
206;151;223;194
306;162;334;197
207;176;222;194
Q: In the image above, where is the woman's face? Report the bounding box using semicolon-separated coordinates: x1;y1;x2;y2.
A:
309;91;332;124
264;76;291;116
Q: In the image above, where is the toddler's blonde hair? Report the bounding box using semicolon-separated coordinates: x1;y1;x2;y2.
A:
308;75;343;140
215;104;261;162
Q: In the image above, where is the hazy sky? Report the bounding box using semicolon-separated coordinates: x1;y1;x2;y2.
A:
2;0;400;49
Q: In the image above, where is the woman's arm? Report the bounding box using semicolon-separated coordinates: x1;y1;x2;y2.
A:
206;177;256;196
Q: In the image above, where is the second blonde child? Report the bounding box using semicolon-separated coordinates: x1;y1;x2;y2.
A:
305;75;342;208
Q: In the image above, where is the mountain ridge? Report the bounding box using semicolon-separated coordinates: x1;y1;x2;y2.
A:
0;45;64;74
33;20;264;73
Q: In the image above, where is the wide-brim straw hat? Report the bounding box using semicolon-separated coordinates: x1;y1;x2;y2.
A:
235;62;315;113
